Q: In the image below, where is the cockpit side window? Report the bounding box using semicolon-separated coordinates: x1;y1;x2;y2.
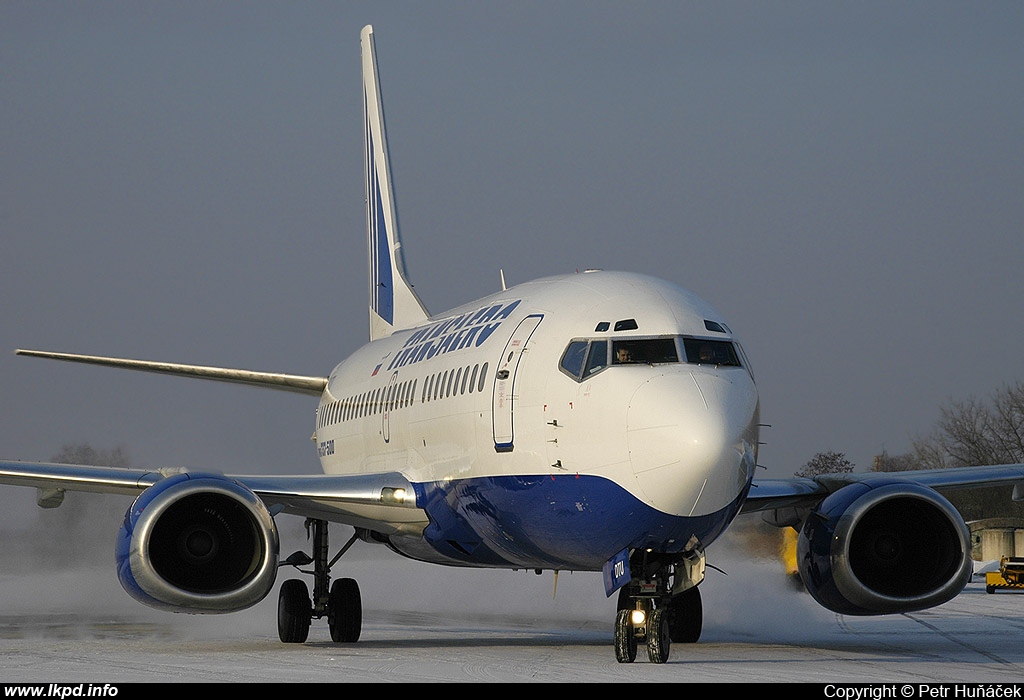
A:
682;337;741;367
559;340;589;379
735;343;754;380
585;340;608;376
558;339;611;381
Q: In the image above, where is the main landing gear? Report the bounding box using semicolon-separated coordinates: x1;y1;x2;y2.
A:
277;518;363;644
613;549;705;664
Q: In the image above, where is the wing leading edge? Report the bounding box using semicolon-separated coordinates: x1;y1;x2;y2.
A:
0;460;427;535
744;463;1024;524
15;349;328;396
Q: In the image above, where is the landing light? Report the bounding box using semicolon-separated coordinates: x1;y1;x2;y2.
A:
381;487;407;504
630;609;646;626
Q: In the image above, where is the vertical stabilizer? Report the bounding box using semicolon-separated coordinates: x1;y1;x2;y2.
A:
362;25;430;341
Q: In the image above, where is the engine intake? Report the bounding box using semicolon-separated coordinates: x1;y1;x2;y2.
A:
116;473;280;613
797;481;972;615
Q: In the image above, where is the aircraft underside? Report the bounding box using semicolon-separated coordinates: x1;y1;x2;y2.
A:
275;473;743;662
393;473;743;572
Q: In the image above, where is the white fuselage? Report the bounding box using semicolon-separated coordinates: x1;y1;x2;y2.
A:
313;270;760;570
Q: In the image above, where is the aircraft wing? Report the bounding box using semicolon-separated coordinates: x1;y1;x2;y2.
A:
743;463;1024;523
14;349;328;396
0;460;428;535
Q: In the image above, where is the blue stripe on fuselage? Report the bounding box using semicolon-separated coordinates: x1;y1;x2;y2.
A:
408;474;742;571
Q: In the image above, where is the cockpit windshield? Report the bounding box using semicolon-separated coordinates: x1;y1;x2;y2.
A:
559;335;743;382
682;338;741;367
612;338;678;365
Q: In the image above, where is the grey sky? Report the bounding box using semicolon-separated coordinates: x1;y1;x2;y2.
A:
2;1;1022;492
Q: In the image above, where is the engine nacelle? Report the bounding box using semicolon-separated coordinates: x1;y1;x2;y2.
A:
116;473;280;613
797;480;972;615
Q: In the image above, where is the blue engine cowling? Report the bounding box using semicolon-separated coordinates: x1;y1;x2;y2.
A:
116;472;280;613
797;480;972;615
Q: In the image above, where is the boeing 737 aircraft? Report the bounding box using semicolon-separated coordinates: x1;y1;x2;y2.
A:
3;26;1024;664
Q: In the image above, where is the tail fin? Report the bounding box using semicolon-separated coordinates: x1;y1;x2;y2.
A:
361;25;429;341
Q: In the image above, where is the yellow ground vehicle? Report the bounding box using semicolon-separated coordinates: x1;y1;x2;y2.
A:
985;556;1024;593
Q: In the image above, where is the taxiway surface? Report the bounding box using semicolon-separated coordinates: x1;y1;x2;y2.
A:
2;556;1023;683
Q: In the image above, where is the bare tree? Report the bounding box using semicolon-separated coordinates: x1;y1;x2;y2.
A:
871;383;1024;522
872;450;923;472
51;443;132;470
31;443;136;567
795;451;854;478
913;381;1024;468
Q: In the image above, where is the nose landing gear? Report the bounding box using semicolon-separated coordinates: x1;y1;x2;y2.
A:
614;604;673;663
613;549;704;664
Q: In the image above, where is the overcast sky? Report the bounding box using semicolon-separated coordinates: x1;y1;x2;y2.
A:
2;2;1022;493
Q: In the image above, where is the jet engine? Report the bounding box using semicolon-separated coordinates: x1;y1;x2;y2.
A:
115;472;280;613
797;480;972;615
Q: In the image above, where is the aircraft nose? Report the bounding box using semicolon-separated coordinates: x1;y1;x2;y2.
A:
626;370;758;517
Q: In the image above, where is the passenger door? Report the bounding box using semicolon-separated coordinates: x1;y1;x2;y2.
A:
491;314;543;452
